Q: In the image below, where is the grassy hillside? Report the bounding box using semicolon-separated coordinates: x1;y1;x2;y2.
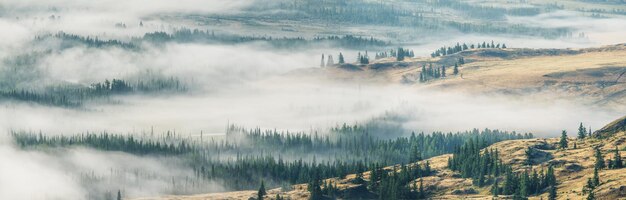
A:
295;44;626;110
132;115;626;200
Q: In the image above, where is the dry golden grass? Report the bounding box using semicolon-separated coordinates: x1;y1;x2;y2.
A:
306;44;626;109
133;46;626;199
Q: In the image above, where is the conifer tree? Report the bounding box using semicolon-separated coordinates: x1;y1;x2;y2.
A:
559;130;568;149
592;166;600;186
453;63;459;75
338;53;345;64
418;178;425;199
578;123;587;140
587;190;596;200
524;147;533;166
548;185;557;200
584;178;594;194
258;181;267;200
320;54;325;67
595;148;605;169
612;146;623;169
327;55;334;66
117;190;122;200
397;48;405;61
492;179;499;197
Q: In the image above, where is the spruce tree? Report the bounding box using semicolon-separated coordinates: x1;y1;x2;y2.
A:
587;190;596;200
584;178;594;194
592;166;600;186
559;130;568;149
595;148;606;169
548;185;557;200
418;178;425;199
258;181;266;200
524;147;533;165
492;179;499;197
613;146;623;169
338;53;345;64
578;123;587;139
117;190;122;200
453;63;459;75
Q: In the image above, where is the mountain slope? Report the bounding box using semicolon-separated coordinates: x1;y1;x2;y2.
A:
132;115;626;200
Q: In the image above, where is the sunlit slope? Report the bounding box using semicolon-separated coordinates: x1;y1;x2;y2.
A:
137;115;626;200
296;44;626;109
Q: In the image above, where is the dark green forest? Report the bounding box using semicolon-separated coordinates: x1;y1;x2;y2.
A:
11;123;531;198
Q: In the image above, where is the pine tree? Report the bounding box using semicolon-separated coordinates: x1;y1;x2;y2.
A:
258;181;267;200
584;178;594;194
492;178;499;197
338;53;345;64
525;147;533;165
117;190;122;200
519;171;529;198
559;130;568;149
453;63;459;75
578;123;587;139
587;190;596;200
397;48;405;61
592;166;600;186
327;55;334;66
548;185;557;200
308;177;323;200
595;148;606;169
418;178;425;199
612;146;623;169
410;145;422;162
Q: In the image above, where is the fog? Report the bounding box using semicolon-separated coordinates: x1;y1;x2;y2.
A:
2;0;626;199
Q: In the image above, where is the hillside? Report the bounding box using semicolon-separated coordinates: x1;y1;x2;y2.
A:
133;115;626;200
292;44;626;110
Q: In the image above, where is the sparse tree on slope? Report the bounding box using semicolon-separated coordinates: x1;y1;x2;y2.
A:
559;130;568;149
548;185;557;200
258;181;266;200
453;63;459;75
611;146;623;169
578;123;587;140
338;53;345;64
593;166;600;186
587;190;596;200
595;148;606;169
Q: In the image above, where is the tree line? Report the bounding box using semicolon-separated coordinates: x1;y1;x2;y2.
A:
430;41;507;58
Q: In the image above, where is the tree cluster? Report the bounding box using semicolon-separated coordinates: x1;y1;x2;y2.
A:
430;41;507;58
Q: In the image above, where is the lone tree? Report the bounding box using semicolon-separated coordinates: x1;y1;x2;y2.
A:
559;130;568;149
338;53;345;64
258;181;266;200
612;146;623;169
578;123;587;139
117;190;122;200
595;148;606;169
